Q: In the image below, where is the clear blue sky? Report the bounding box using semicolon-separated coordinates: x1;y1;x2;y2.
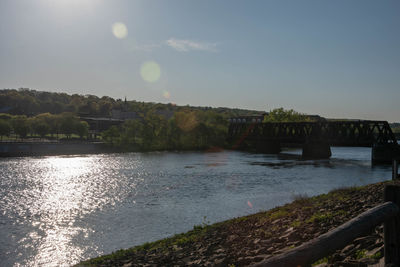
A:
0;0;399;121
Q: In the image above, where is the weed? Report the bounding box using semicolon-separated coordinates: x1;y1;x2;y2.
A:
335;210;348;217
270;209;289;219
306;212;333;224
306;209;347;224
233;216;248;223
355;249;367;259
290;220;301;228
311;257;329;266
202;216;210;226
370;251;382;259
292;193;309;201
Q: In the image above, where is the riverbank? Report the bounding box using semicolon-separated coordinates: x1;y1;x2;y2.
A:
0;140;228;157
0;141;120;157
77;180;397;267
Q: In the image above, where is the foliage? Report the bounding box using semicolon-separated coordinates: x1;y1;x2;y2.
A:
60;113;77;138
76;121;89;139
355;249;367;259
0;88;263;120
33;122;50;138
102;109;230;151
101;126;121;145
263;108;310;122
391;123;400;133
312;257;329;266
11;115;30;139
0;119;11;139
306;212;334;224
269;209;289;219
0;88;266;148
370;251;381;259
0;112;89;140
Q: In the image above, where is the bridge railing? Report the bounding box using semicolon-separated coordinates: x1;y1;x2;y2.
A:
251;185;400;267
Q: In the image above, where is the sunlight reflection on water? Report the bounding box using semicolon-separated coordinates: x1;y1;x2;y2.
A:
0;155;140;266
10;157;99;266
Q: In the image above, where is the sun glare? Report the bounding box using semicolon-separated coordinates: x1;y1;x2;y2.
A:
43;0;95;11
163;90;171;99
140;61;161;83
112;22;128;39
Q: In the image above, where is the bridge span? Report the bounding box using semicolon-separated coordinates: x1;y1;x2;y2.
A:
228;120;399;163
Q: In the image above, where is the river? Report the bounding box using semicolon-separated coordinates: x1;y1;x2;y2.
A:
0;147;392;266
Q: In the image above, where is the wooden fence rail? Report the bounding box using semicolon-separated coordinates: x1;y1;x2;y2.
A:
252;185;400;267
393;159;400;180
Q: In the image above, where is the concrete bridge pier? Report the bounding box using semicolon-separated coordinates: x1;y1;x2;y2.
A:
371;144;400;164
302;142;332;159
256;140;281;154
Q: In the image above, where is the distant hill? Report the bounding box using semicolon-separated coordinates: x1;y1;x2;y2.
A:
0;88;265;119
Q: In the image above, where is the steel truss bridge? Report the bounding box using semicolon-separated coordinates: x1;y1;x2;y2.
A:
228;120;399;162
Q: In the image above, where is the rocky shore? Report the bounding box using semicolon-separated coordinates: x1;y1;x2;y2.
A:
78;180;399;267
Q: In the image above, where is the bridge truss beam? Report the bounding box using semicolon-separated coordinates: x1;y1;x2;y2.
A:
228;120;399;162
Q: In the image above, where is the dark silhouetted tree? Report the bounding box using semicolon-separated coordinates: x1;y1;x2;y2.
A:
11;115;30;139
0;119;11;140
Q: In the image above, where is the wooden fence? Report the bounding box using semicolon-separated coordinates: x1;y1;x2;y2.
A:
393;159;400;180
252;182;400;267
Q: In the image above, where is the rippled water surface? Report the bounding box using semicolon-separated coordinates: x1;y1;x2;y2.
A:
0;148;392;266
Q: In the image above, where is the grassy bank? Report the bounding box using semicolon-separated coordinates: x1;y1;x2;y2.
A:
77;180;397;267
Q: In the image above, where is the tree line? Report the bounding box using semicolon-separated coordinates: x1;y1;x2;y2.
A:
0;88;325;150
0;113;89;140
100;107;320;151
263;108;315;122
0;88;125;116
101;109;229;151
0;88;263;118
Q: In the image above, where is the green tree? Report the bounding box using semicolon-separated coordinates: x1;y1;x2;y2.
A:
48;114;61;138
31;114;51;138
59;113;78;138
194;122;209;149
0;119;11;140
99;100;113;116
143;111;168;149
75;121;89;139
166;118;181;149
34;122;50;138
263;108;309;122
102;125;121;145
11;115;30;139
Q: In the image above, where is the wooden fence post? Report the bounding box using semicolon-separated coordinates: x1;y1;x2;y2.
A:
393;159;399;180
384;185;400;265
252;202;399;267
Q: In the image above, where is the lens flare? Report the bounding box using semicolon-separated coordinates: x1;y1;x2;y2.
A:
112;22;128;39
176;112;198;132
163;90;171;99
140;61;161;83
